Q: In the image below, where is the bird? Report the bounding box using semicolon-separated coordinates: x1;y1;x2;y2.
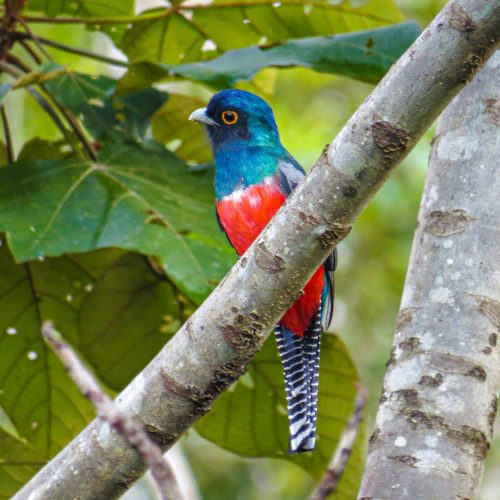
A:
189;89;335;453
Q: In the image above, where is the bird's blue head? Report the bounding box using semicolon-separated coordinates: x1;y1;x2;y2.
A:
189;90;289;198
189;89;282;152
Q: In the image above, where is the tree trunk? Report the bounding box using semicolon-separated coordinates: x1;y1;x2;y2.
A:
359;50;500;499
15;1;500;498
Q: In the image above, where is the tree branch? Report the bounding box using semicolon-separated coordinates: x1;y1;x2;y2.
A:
14;1;500;498
41;321;184;500
358;49;500;498
310;385;368;500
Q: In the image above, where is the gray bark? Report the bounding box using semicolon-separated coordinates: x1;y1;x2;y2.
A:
359;51;500;499
15;1;500;498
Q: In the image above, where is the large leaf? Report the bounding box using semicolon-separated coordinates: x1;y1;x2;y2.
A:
17;137;78;162
0;246;95;499
196;333;365;497
120;0;403;65
43;71;168;144
1;65;169;148
119;22;420;92
0;244;188;498
0;144;235;303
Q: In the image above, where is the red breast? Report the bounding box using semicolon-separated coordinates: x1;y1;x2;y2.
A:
216;181;324;337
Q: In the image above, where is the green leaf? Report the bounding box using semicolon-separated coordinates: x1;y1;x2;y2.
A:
0;144;234;302
152;94;212;164
0;244;188;498
120;0;403;65
196;333;365;497
117;61;171;95
44;71;168;144
70;252;191;389
0;245;95;499
120;22;420;92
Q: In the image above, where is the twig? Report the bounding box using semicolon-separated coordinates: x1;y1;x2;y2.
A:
6;52;30;72
15;14;54;62
48;101;97;161
19;39;42;64
309;385;368;500
1;29;128;67
26;87;68;134
33;35;129;67
41;321;184;500
0;105;13;162
19;13;143;25
37;78;98;161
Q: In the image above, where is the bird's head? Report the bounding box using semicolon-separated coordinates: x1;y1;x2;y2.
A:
189;89;281;151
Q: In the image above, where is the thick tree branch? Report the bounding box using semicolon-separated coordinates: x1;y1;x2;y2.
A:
14;1;500;498
359;50;500;498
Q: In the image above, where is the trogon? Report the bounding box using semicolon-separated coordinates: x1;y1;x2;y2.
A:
190;89;336;453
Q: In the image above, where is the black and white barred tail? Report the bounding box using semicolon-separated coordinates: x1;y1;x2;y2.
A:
275;306;322;454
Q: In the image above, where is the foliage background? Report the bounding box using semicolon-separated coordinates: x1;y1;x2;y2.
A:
1;0;498;498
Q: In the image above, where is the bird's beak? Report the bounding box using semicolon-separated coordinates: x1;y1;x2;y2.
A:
189;107;219;126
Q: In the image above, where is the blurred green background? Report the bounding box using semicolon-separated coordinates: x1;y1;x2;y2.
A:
3;0;499;498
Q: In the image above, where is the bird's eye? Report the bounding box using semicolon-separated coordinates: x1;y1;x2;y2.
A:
221;110;238;125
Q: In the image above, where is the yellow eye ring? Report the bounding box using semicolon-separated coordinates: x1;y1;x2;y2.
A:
221;110;238;125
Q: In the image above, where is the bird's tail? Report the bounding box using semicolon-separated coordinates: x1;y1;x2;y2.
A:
275;307;322;453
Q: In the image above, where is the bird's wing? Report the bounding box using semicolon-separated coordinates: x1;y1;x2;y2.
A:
322;248;336;331
276;156;306;195
277;156;336;330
